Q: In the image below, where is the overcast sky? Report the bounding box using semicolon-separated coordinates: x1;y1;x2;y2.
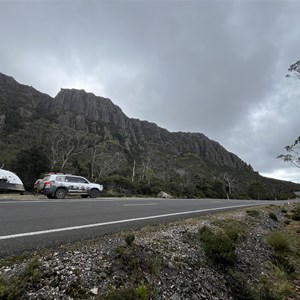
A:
0;0;300;183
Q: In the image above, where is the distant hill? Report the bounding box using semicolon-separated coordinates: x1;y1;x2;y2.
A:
0;72;299;198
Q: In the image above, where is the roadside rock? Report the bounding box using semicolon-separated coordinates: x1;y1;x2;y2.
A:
157;191;174;199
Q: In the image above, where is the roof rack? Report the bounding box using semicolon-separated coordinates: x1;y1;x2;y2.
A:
47;172;65;175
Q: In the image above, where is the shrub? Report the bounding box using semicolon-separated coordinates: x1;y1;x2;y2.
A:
281;207;287;214
135;283;150;300
150;256;161;275
259;267;294;300
291;204;300;221
101;286;138;300
213;219;249;241
269;212;278;222
271;255;295;274
0;257;42;299
198;226;236;265
0;275;16;300
267;231;292;252
65;280;88;299
246;210;260;217
227;269;258;300
22;257;42;284
100;283;151;300
124;232;135;247
224;227;239;242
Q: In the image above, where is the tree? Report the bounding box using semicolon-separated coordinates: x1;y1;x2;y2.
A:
19;121;88;171
11;146;50;190
41;127;88;171
278;137;300;168
277;60;300;168
286;60;300;79
220;173;236;198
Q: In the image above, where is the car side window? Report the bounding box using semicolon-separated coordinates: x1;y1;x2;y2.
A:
65;176;77;183
77;177;88;184
56;176;65;182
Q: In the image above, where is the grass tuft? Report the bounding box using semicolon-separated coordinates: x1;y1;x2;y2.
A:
291;203;300;221
266;231;292;252
124;232;135;247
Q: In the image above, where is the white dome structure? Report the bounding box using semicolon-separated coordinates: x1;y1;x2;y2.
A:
0;168;25;193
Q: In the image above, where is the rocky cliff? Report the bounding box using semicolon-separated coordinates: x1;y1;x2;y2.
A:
48;87;250;171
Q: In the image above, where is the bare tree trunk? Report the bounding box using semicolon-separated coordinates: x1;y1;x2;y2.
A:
131;160;136;182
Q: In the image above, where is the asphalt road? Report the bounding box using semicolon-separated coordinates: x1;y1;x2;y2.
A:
0;197;297;258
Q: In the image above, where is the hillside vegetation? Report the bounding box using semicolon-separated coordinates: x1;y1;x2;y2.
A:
0;72;299;199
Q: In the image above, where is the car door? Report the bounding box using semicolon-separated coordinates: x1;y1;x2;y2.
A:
65;176;79;194
76;177;90;194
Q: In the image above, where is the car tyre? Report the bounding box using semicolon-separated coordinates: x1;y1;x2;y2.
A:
55;188;67;199
90;189;99;198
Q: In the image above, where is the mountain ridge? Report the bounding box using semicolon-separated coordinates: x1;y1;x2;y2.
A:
0;72;298;198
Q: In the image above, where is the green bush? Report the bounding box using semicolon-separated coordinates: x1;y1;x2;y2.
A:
101;286;140;300
0;275;16;300
227;269;257;300
135;283;150;300
281;207;287;214
271;255;295;274
246;210;260;217
291;204;300;221
224;227;239;242
198;226;236;265
0;257;42;300
269;212;278;222
124;232;135;247
65;280;88;299
213;219;249;241
259;267;294;300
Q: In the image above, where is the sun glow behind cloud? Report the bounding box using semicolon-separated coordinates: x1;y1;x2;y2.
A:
261;168;300;184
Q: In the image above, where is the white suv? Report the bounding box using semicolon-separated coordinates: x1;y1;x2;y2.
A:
36;173;103;199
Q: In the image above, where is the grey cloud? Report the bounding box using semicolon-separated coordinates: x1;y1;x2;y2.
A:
0;0;300;181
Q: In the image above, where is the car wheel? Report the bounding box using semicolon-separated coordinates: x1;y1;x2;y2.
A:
90;189;99;198
55;188;67;199
81;195;89;198
47;195;54;199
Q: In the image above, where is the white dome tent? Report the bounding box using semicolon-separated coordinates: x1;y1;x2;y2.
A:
0;168;25;193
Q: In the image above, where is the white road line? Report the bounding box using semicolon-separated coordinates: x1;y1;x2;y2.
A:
0;203;261;240
123;203;158;207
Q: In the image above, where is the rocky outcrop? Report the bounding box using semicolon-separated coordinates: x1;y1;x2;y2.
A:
47;88;250;171
0;72;250;172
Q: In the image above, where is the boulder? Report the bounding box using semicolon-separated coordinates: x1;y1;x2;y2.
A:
158;191;174;199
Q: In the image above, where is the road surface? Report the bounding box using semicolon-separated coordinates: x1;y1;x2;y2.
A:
0;197;296;258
